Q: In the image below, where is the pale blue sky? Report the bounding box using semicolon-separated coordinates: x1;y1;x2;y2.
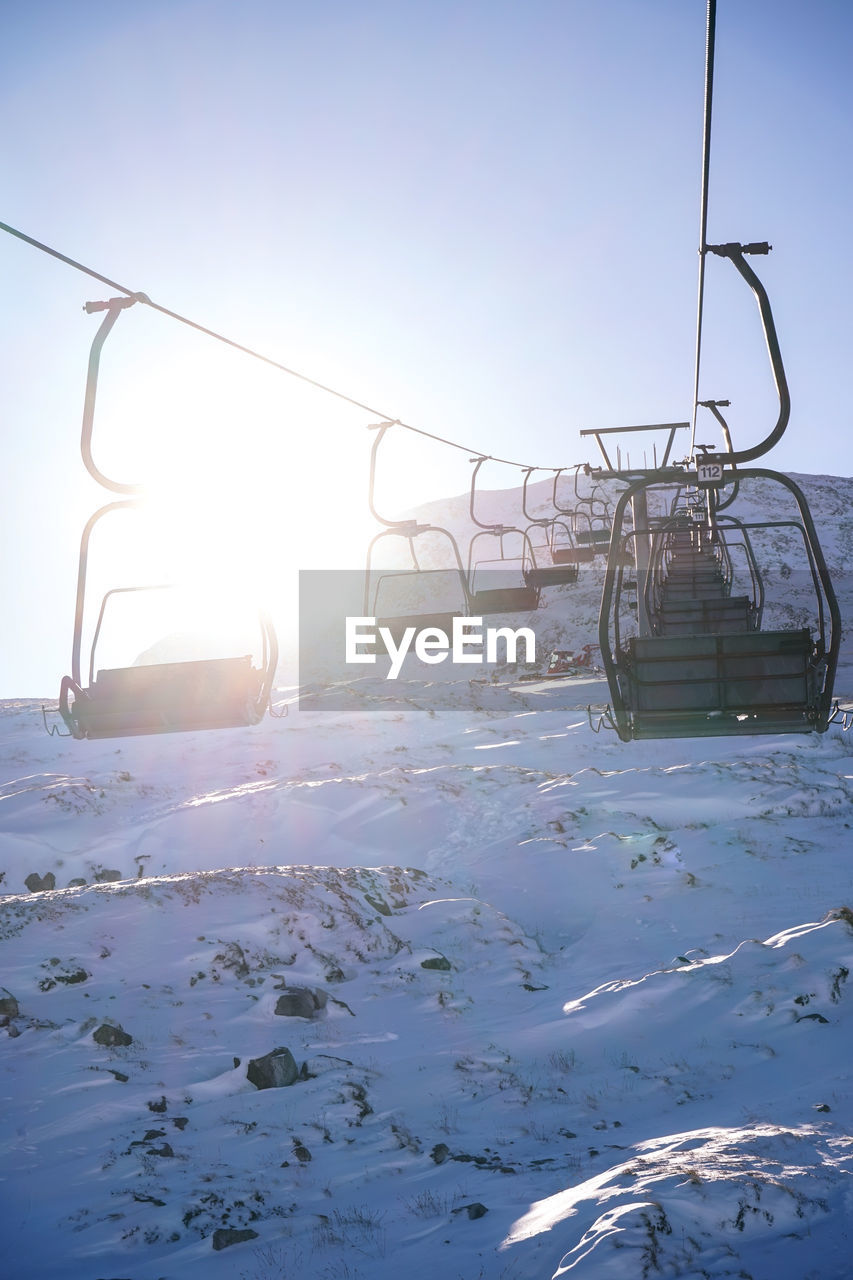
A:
2;0;851;696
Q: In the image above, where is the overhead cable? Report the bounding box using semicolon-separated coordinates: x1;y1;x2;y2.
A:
689;0;717;458
0;218;581;476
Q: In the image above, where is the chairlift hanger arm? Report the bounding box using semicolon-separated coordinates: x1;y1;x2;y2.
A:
697;399;733;455
367;420;413;529
552;465;580;517
469;455;509;532
522;467;549;525
697;400;741;510
81;296;146;495
702;242;790;465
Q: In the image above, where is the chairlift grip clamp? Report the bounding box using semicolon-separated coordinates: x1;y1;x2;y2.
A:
83;293;149;315
706;241;771;258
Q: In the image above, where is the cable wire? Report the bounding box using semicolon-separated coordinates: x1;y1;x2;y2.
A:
0;218;582;476
689;0;716;460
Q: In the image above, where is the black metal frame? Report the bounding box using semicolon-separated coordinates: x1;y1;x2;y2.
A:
520;468;581;584
598;472;840;740
58;303;279;739
59;500;278;739
551;465;613;552
465;457;541;612
364;422;472;626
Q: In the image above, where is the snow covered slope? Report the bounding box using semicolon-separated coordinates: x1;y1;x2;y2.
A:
2;472;853;1279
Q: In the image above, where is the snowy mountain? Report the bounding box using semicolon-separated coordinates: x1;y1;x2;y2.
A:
2;471;853;1279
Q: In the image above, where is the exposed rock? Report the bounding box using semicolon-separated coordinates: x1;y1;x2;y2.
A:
133;1192;166;1206
431;1143;451;1165
211;1227;259;1251
58;968;89;985
453;1202;489;1220
93;1023;133;1047
247;1046;299;1090
147;1095;168;1112
25;872;55;893
67;878;87;888
274;985;327;1019
40;966;90;991
94;869;122;883
421;954;451;971
0;992;20;1023
217;941;250;978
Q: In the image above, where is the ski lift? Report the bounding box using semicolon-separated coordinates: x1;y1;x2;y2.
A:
466;457;540;613
600;474;838;738
597;243;839;740
645;509;761;637
592;0;839;741
59;503;278;739
550;470;596;564
58;297;279;739
553;465;615;553
519;468;580;587
364;422;470;640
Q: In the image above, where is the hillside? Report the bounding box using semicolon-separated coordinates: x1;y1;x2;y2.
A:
2;471;853;1279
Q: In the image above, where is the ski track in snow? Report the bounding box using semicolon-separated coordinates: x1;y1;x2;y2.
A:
3;471;853;1278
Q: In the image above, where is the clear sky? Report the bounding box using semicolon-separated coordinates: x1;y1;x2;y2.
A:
2;0;852;697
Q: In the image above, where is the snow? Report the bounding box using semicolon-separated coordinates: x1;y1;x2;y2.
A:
3;472;853;1278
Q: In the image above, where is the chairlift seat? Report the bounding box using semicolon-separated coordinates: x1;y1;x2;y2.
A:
469;584;540;614
575;527;612;547
655;595;753;635
662;580;728;603
375;611;464;650
664;559;723;576
523;564;580;588
664;563;722;579
66;656;266;739
619;628;817;737
552;545;595;564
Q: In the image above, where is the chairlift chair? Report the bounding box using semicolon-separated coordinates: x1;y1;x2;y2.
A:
58;297;279;739
519;468;580;587
59;503;278;740
364;523;471;645
644;514;751;636
364;422;471;645
599;472;839;740
559;466;614;551
466;458;541;612
590;61;842;744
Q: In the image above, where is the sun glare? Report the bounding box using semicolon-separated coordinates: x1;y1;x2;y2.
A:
73;305;491;683
74;340;392;678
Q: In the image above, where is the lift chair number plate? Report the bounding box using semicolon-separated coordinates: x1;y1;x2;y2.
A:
695;462;725;485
